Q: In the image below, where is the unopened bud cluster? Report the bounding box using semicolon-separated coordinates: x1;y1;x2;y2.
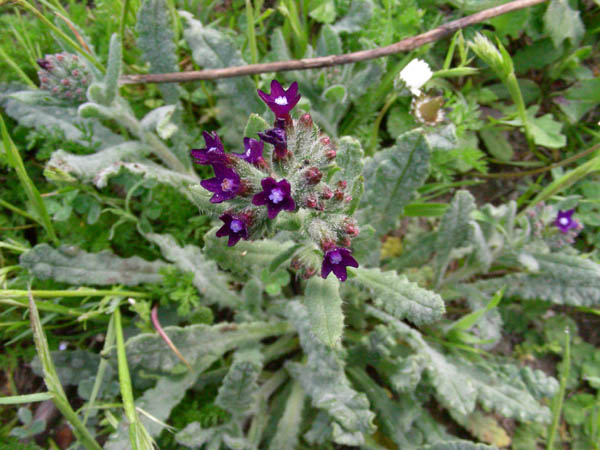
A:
37;53;92;103
191;80;359;281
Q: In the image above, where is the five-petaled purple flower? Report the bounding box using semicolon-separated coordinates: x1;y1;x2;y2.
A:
555;209;578;234
258;127;288;159
191;131;227;166
216;213;249;246
321;247;359;282
257;80;301;118
200;165;241;203
233;137;265;165
252;177;296;219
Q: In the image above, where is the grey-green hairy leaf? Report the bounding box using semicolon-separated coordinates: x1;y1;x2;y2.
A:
285;301;376;445
305;276;344;349
146;233;240;308
268;380;305;450
332;0;374;34
137;0;179;104
360;131;431;236
331;136;364;195
544;0;584;48
434;190;476;285
353;267;445;326
216;346;263;416
20;244;167;286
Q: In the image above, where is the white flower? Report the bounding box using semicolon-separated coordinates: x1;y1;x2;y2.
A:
399;59;433;96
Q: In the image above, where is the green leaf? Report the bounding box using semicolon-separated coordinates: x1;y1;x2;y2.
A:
322;84;347;103
310;0;337;24
501;106;566;149
353;267;445;326
558;78;600;123
268;380;305;450
20;244;168;286
125;321;291;374
479;128;513;161
544;0;584;48
99;34;122;106
137;0;179;104
331;136;364;191
304;276;344;349
145;233;240;308
216;346;263;416
332;0;374;34
434;190;476;285
360;131;431;236
316;24;342;55
285;301;376;445
422;440;496;450
243;113;270;140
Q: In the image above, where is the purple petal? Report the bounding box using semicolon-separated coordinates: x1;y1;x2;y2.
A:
228;234;242;246
321;261;333;279
252;191;268;206
332;264;348;282
267;204;282;219
257;89;270;104
201;178;221;192
261;177;277;190
271;79;284;97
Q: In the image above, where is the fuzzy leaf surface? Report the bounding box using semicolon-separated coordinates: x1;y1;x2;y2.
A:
304;276;344;349
268;380;305;450
137;0;179;104
20;244;167;286
285;301;376;445
353;267;445;326
544;0;584;48
216;346;263;416
146;233;240;307
360;131;430;236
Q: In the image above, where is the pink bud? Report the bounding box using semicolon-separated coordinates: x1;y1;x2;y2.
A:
299;113;313;128
321;187;333;200
325;149;336;160
304;167;323;185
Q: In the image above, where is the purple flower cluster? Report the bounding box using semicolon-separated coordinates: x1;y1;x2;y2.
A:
191;80;359;281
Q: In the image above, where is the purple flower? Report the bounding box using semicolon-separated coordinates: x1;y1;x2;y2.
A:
257;80;301;118
258;127;288;159
555;209;578;234
232;138;265;165
200;164;241;203
216;213;249;246
252;177;295;219
321;247;359;282
191;131;227;166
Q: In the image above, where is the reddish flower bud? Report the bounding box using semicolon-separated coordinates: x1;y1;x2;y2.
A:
61;78;70;86
340;237;352;247
299;113;313;128
290;257;302;270
320;239;336;251
344;222;359;237
325;149;337;160
344;195;352;203
302;266;317;279
305;195;318;209
337;180;347;190
56;54;65;62
304;167;323;185
72;69;80;77
334;189;344;201
321;186;333;200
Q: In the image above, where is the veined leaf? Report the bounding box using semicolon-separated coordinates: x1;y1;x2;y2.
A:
137;0;179;104
434;190;476;285
145;233;240;308
360;131;431;236
353;267;445;326
285;301;376;445
216;346;263;416
20;244;167;286
304;276;344;349
268;380;305;450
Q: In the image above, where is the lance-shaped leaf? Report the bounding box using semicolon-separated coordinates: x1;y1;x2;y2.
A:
285;301;376;446
20;244;167;286
331;136;364;196
204;228;295;276
304;276;344;349
46;142;149;183
434;190;476;285
422;441;497;450
88;34;122;106
353;267;445;326
137;0;179;104
331;0;374;34
216;346;263;416
93;160;198;190
145;233;240;308
125;321;291;374
360;131;431;236
268;380;305;450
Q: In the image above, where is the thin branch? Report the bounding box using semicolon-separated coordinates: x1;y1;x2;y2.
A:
120;0;548;86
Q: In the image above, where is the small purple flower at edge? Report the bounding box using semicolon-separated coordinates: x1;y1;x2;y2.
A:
191;131;227;166
321;247;359;282
216;213;249;246
555;209;578;234
258;127;287;159
252;177;295;219
257;80;301;118
200;164;241;203
233;138;265;165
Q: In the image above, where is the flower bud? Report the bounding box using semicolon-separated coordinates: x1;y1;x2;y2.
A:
325;149;337;160
337;180;347;190
305;194;318;209
321;186;333;200
299;113;313;128
302;266;317;279
339;237;352;247
334;189;344;201
320;239;336;251
344;221;360;237
304;167;322;185
36;53;92;104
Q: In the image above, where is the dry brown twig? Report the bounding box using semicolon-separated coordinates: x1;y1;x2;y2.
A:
120;0;548;86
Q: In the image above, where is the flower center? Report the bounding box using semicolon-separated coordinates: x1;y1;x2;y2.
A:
208;146;218;153
274;96;288;106
246;148;252;156
269;188;284;204
230;219;243;233
221;178;235;192
329;251;342;265
559;217;570;226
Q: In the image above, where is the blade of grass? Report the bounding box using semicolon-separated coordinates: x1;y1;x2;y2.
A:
0;392;54;405
119;0;131;42
0;198;38;222
28;289;102;450
547;327;570;450
245;0;258;84
1;289;150;299
0;47;37;88
1;114;58;246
